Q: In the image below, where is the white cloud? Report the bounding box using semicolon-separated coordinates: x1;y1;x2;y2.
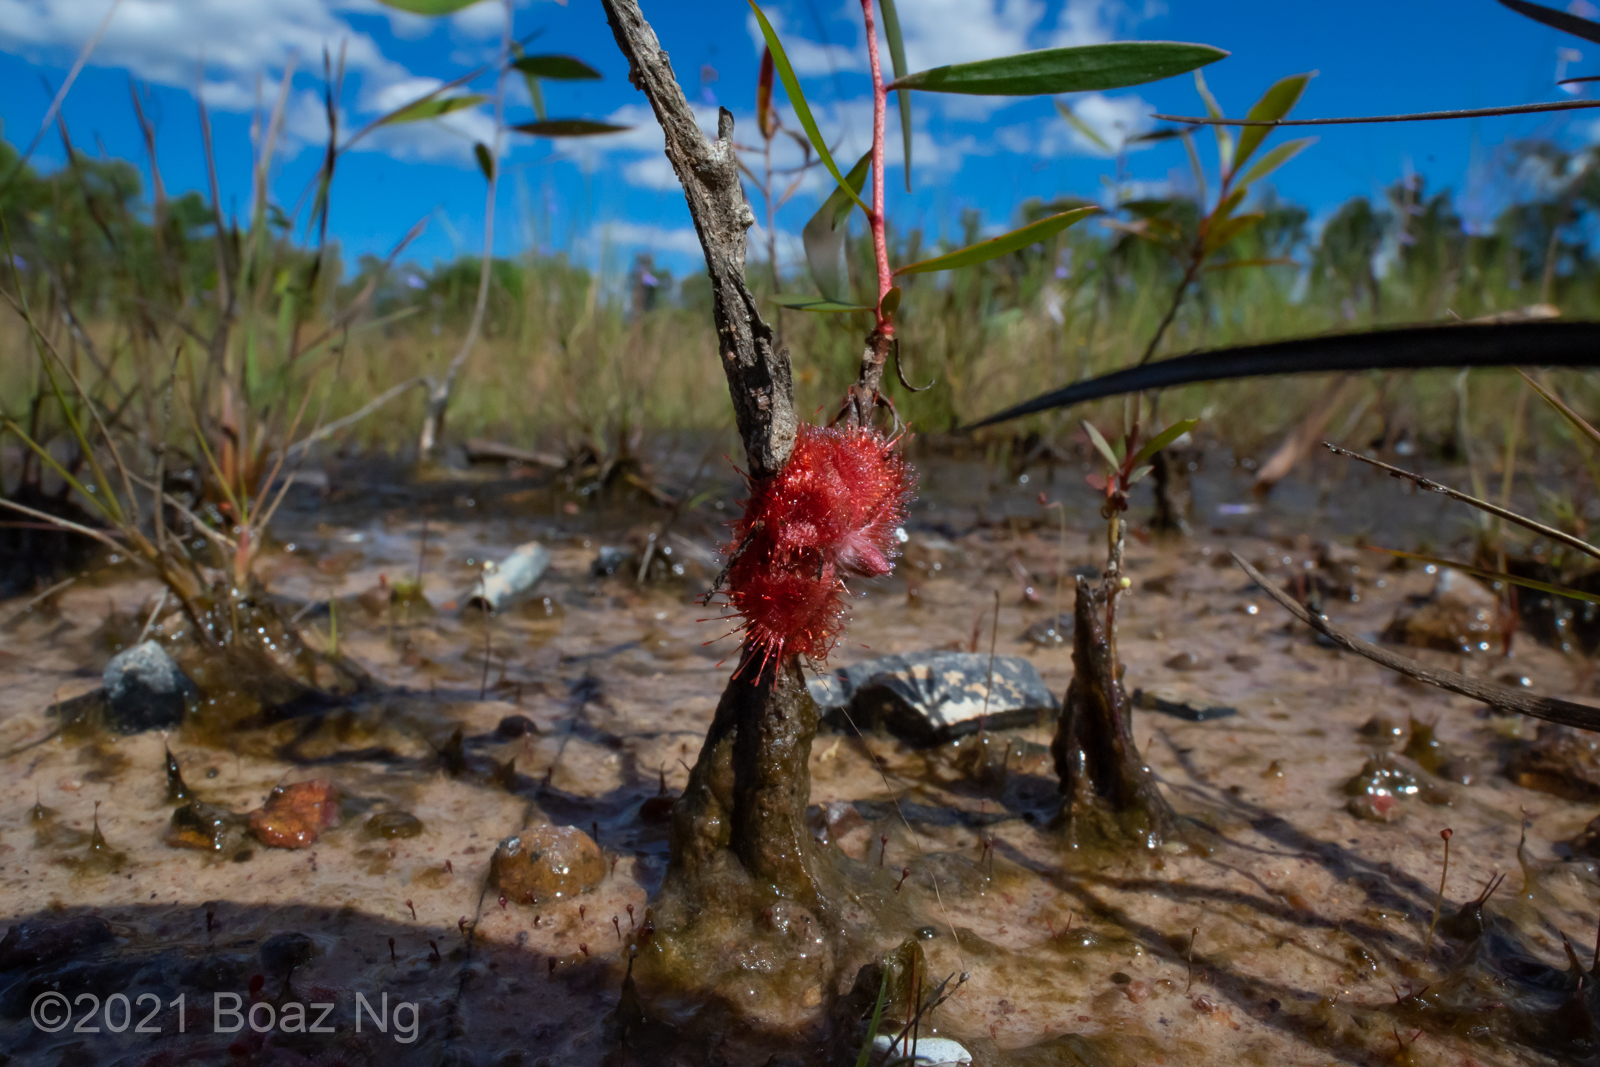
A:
594;220;706;258
743;9;865;76
996;91;1154;157
0;0;506;166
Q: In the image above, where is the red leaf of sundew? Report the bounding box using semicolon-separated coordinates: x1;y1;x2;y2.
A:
723;423;915;666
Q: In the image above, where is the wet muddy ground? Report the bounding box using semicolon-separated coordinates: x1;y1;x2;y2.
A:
1;451;1598;1066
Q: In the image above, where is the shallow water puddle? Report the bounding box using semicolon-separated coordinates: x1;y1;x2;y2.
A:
0;463;1595;1065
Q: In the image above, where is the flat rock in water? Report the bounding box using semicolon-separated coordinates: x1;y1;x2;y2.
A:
0;916;113;971
248;781;341;849
1383;568;1498;654
1133;687;1237;723
103;640;197;733
810;652;1058;746
1505;724;1600;801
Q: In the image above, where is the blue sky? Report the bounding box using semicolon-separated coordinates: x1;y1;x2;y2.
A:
2;0;1597;279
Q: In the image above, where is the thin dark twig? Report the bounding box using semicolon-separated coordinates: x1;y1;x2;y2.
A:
1152;99;1600;126
1325;442;1600;563
1231;552;1600;731
892;338;934;392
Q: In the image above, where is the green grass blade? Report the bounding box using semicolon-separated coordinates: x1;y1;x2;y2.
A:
748;0;868;212
853;968;890;1067
1368;548;1600;606
510;55;602;81
879;0;913;191
894;206;1097;275
1232;73;1313;176
890;41;1227;96
1055;99;1112;153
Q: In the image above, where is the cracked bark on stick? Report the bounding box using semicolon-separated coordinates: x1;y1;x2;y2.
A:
1052;575;1177;850
600;0;825;918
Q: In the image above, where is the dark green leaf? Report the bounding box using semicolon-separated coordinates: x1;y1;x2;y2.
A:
889;41;1227;96
879;0;913;190
1497;0;1600;44
1131;418;1199;466
801;151;871;302
748;0;867;211
374;0;485;13
379;94;487;126
853;969;890;1067
512;120;631;137
770;295;875;313
474;142;494;181
964;321;1600;428
510;55;602;81
1233;136;1314;188
894;206;1098;275
1232;73;1312;176
1125;126;1189;144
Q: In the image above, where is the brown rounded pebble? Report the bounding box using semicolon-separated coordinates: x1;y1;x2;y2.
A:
490;824;605;905
363;811;424;839
1163;651;1208;671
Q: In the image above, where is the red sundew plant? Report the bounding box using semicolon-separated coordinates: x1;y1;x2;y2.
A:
722;423;914;669
716;3;1228;667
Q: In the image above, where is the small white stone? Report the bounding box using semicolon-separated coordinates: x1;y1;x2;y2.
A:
871;1034;972;1065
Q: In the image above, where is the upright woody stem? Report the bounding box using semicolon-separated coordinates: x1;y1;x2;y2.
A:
844;0;895;428
861;0;893;328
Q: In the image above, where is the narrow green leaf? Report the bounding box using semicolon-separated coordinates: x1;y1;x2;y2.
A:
748;0;868;211
879;0;913;191
889;41;1227;96
374;0;485;13
1211;186;1248;223
1367;548;1600;606
1131;418;1199;467
894;207;1098;275
510;55;602;81
1082;421;1121;471
1232;73;1313;176
512;120;631;137
801;150;871;302
474;142;494;181
1202;212;1262;253
1125;126;1188;144
1055;99;1112;153
1194;69;1232;174
1125;464;1154;485
771;295;875;313
879;285;902;318
511;42;547;121
1233;136;1315;189
380;94;487;126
